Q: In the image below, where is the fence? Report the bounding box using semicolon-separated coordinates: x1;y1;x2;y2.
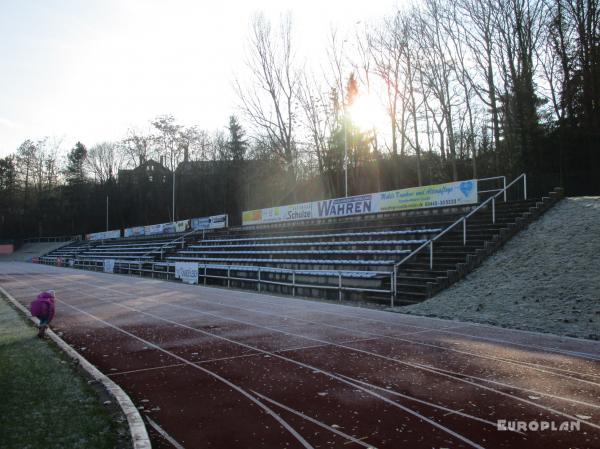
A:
23;235;81;243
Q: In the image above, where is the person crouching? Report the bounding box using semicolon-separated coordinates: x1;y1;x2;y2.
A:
30;290;56;338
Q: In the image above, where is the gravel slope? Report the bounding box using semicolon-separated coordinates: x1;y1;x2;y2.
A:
399;197;600;340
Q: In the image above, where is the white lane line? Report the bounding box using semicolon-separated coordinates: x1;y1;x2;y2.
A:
119;291;600;390
54;291;486;449
436;327;600;361
9;272;599;430
7;272;600;418
41;271;600;382
55;299;316;449
111;270;600;360
109;363;188;377
7;272;599;435
40;269;600;371
145;415;185;449
83;292;600;431
144;289;600;381
250;390;378;449
32;266;600;360
108;339;377;378
334;374;512;431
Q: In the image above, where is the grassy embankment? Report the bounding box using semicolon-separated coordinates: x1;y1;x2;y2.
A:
0;294;128;449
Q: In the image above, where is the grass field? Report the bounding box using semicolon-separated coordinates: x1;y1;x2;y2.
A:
0;294;127;449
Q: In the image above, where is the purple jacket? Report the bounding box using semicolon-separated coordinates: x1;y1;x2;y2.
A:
30;291;55;321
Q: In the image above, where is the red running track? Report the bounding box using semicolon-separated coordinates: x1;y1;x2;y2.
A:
1;262;599;449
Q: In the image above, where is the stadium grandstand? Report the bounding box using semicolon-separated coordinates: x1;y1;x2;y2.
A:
39;174;562;306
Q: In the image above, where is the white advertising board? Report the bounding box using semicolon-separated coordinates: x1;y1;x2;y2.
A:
242;180;478;226
103;259;115;273
209;214;228;229
144;223;165;235
175;262;199;284
175;220;190;233
191;214;228;230
87;229;121;241
124;226;145;238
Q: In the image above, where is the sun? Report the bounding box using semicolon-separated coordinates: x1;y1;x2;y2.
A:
349;94;385;132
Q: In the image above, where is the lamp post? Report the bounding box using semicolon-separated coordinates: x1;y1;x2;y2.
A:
106;195;109;231
344;112;348;197
171;154;175;222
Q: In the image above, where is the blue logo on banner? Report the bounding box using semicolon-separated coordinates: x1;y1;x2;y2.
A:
459;181;474;197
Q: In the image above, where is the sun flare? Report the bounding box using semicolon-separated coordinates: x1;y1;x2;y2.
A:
349;94;385;132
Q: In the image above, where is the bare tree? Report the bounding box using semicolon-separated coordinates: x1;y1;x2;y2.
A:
369;13;406;162
443;2;480;178
456;0;503;173
122;127;155;168
236;13;299;187
152;114;183;171
417;0;460;180
298;73;337;195
86;142;126;184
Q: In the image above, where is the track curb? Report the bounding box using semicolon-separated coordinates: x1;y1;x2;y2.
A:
0;285;151;449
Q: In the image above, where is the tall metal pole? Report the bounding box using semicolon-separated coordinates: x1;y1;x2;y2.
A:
344;111;348;197
172;155;175;222
106;195;109;231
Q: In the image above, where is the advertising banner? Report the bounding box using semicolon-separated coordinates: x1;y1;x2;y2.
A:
191;217;210;230
378;180;477;212
103;259;115;273
163;222;176;234
209;214;228;229
175;219;190;233
124;226;145;238
86;229;121;241
191;214;228;230
242;180;478;226
175;262;199;285
144;223;165;235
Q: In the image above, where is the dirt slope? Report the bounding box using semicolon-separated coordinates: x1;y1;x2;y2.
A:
399;197;600;340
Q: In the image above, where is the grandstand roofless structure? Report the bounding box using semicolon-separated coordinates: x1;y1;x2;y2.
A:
40;174;563;306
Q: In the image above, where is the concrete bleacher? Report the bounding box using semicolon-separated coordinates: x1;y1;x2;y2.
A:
39;240;91;264
167;228;440;272
40;235;184;268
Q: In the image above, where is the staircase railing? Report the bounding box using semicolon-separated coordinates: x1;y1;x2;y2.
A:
391;173;527;300
136;228;199;264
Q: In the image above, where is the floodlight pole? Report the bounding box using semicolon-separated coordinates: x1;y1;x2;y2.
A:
344;111;348;197
172;155;176;222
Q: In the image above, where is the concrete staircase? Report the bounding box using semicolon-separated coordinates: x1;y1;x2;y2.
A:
393;188;565;305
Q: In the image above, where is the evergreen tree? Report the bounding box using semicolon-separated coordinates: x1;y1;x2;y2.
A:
64;142;89;233
65;142;88;185
226;115;247;161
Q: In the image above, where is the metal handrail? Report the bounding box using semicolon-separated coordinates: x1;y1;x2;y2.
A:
392;173;527;299
475;175;506;201
135;228;199;264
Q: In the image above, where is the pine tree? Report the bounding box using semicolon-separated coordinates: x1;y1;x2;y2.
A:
227;116;247;161
65;142;88;185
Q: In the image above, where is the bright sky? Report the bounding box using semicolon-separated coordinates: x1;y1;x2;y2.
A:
0;0;399;157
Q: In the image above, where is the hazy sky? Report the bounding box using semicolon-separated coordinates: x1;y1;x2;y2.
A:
0;0;399;157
